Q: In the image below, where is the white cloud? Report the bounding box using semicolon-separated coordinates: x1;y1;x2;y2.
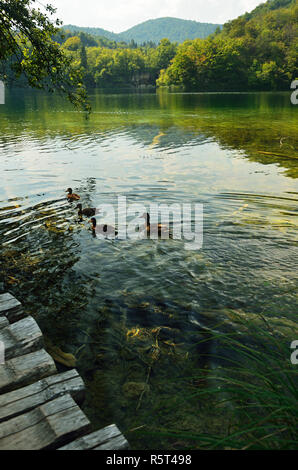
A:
48;0;265;32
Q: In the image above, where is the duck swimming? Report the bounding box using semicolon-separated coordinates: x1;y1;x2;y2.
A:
90;217;118;237
76;204;96;217
142;212;171;239
66;188;80;201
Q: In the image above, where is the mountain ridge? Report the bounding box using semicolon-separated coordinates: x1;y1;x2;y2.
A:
63;17;222;44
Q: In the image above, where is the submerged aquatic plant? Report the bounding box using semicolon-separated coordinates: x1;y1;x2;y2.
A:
149;313;298;450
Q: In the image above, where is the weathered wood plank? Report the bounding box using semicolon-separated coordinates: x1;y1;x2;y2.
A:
0;394;91;450
0;369;85;423
0;349;56;394
0;293;129;451
0;316;43;360
0;293;24;323
94;434;129;450
0;317;9;330
58;424;129;450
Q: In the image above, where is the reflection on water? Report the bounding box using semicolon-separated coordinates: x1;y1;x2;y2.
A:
0;89;297;449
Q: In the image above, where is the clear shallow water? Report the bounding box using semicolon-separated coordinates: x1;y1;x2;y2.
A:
0;89;297;448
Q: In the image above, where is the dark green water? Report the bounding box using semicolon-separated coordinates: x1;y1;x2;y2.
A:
0;89;297;449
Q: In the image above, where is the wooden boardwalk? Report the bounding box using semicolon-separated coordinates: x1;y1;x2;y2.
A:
0;293;129;450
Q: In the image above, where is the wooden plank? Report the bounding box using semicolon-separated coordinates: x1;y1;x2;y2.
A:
0;292;128;451
0;349;56;394
0;369;85;423
0;293;24;323
0;317;43;360
0;394;90;450
0;317;9;330
94;434;129;450
58;424;129;450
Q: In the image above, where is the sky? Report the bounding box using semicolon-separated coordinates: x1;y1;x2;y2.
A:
48;0;266;33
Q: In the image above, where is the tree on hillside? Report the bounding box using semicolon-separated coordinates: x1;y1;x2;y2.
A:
156;39;178;70
80;45;88;69
157;0;297;91
63;36;81;51
0;0;89;110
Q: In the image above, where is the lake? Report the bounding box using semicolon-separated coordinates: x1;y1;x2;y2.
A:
0;89;297;449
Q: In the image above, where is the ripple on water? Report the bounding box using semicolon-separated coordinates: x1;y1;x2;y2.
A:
0;90;297;447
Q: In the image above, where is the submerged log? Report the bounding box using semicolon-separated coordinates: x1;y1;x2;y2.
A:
0;369;85;423
0;317;43;360
0;394;90;450
0;349;56;394
45;340;76;368
0;293;24;323
58;423;129;450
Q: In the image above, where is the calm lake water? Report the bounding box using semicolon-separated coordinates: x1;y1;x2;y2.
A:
0;89;297;449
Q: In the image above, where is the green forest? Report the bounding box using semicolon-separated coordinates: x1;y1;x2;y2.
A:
58;33;178;88
157;0;298;91
0;0;297;96
58;0;297;91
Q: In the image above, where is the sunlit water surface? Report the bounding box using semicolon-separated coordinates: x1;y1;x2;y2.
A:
0;89;297;449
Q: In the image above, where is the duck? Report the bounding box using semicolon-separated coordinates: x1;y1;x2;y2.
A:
66;188;80;201
142;212;171;239
76;203;96;217
90;217;118;237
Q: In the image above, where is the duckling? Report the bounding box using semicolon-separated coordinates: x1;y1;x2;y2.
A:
76;203;96;217
142;212;171;239
90;217;118;237
66;188;80;201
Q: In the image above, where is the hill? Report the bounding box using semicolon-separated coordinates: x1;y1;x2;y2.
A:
220;0;297;35
62;25;118;42
63;17;222;45
241;0;296;19
157;0;298;91
118;18;221;43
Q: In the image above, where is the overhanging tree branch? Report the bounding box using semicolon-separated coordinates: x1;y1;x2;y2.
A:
0;0;90;111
